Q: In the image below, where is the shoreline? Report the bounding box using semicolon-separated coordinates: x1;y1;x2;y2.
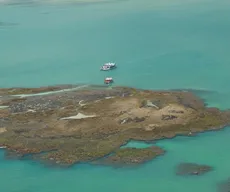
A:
0;125;228;168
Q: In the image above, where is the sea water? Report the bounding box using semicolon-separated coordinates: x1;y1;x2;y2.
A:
0;0;230;191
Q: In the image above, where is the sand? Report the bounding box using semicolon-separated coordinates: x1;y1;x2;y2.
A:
60;112;97;120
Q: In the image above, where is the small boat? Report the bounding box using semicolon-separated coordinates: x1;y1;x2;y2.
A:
100;65;110;71
104;77;113;84
100;62;117;71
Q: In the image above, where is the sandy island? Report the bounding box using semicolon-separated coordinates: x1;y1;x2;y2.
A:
0;85;229;167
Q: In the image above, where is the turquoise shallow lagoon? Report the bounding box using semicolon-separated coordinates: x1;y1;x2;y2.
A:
1;0;230;191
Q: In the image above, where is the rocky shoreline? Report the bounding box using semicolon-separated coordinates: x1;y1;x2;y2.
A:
92;146;165;168
0;85;230;167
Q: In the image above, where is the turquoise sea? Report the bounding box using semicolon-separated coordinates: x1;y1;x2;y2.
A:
1;0;230;191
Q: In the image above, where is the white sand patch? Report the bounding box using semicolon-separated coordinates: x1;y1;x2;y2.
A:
0;106;9;109
12;85;89;98
79;100;86;106
27;109;36;113
60;113;96;120
105;96;114;99
146;100;159;109
0;127;7;134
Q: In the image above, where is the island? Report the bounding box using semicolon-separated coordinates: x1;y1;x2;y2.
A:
0;85;229;167
175;163;213;176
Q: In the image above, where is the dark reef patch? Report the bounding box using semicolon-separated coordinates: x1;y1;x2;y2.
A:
176;163;213;176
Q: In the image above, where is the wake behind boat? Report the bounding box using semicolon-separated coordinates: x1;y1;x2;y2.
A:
100;62;117;71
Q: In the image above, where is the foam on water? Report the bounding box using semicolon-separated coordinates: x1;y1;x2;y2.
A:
0;0;230;191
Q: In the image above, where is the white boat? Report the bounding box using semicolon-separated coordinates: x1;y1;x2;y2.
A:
100;62;117;71
100;65;110;71
104;77;113;84
104;62;116;67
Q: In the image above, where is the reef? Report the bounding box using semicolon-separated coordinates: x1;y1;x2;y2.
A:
92;146;165;167
217;178;230;192
175;163;213;176
0;85;230;167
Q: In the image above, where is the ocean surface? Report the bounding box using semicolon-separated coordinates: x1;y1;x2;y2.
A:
1;0;230;191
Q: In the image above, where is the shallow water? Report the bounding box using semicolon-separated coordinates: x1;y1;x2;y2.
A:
1;0;230;191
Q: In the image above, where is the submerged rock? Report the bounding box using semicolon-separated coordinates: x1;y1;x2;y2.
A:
161;115;177;120
217;178;230;192
4;150;23;160
176;163;212;176
93;146;165;167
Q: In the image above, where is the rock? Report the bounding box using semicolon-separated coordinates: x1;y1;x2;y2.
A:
161;115;177;120
176;163;212;176
168;110;184;114
133;117;145;122
217;178;230;192
139;100;147;108
144;124;159;131
119;117;133;124
93;146;165;167
119;117;145;124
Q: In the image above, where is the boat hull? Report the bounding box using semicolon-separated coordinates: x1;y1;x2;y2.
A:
104;80;114;84
100;68;110;71
100;65;117;71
